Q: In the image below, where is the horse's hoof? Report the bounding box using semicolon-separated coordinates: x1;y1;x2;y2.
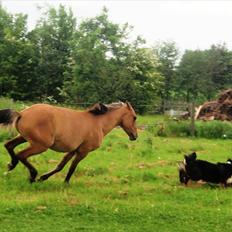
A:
29;178;36;183
38;175;48;182
29;170;38;183
64;179;70;184
7;163;16;171
7;159;18;171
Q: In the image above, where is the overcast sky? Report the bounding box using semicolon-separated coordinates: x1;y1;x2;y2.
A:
1;0;232;52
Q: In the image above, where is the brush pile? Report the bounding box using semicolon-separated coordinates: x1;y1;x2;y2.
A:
196;89;232;121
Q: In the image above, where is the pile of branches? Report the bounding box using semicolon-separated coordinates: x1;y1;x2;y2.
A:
196;89;232;121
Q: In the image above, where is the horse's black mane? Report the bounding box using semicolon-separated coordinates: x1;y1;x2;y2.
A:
88;102;125;115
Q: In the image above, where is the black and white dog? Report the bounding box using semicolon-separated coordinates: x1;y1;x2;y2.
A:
178;152;232;187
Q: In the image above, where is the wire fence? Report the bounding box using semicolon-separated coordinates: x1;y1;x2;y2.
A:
60;101;192;116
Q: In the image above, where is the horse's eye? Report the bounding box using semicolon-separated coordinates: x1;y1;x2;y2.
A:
134;116;137;121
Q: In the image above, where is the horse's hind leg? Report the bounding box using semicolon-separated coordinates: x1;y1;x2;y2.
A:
4;135;26;171
16;144;47;183
38;151;75;182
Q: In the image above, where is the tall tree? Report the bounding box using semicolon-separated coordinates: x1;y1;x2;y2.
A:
176;44;232;103
63;8;131;104
126;47;164;113
29;5;76;101
63;8;163;113
205;44;232;97
0;5;14;96
175;49;208;102
154;41;179;104
0;5;38;100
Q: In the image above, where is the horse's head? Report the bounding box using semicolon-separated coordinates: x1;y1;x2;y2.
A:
120;102;138;141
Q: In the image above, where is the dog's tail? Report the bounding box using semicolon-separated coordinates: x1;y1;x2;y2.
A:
0;109;21;128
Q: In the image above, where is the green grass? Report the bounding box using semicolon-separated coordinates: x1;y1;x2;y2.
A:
0;97;29;111
1;99;232;231
1;130;232;231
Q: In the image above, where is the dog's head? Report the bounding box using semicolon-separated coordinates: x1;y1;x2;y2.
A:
184;152;197;164
178;161;189;184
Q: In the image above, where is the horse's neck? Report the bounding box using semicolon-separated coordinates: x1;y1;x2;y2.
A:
99;108;124;136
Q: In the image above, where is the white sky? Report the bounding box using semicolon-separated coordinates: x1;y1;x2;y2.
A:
1;0;232;52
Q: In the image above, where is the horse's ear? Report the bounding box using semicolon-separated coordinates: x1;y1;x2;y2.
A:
99;103;108;113
125;101;133;110
89;103;108;115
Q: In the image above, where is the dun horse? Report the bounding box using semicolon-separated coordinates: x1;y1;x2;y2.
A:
0;102;137;183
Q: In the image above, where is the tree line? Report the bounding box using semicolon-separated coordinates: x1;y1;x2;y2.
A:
0;4;232;113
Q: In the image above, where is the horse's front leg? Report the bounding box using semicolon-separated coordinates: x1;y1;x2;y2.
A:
64;151;88;183
64;140;102;183
38;151;75;181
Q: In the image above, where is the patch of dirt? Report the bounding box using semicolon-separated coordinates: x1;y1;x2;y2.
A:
47;159;58;164
183;180;206;188
136;160;174;169
136;163;155;169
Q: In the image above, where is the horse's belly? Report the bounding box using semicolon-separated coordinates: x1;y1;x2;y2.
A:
50;139;81;152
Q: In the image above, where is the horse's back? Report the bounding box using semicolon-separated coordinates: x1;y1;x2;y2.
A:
17;104;91;151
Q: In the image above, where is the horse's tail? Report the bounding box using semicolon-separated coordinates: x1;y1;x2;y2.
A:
0;109;21;127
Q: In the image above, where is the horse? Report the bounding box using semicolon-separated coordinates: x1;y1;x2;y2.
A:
0;101;137;183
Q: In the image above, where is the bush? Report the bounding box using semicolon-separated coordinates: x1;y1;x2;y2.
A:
196;120;232;139
146;118;232;139
166;120;191;137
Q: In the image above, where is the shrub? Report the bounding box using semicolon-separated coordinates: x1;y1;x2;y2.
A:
195;120;232;139
166;120;191;137
146;118;232;139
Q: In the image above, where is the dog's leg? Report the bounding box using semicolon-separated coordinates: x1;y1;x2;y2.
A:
184;177;190;186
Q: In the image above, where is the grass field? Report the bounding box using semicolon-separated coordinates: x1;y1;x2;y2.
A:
1;100;232;231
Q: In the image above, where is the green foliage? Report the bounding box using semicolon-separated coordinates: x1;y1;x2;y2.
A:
0;6;37;100
175;49;208;102
175;44;232;102
127;47;164;113
29;5;76;102
1;5;232;113
0;97;30;111
154;41;179;105
165;120;191;137
147;118;232;139
62;9;163;113
195;120;232;139
63;8;134;104
0;5;165;113
206;44;232;93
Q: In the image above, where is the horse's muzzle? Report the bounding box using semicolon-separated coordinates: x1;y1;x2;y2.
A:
129;133;138;141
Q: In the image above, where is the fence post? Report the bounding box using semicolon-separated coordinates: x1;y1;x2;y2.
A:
189;102;195;136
